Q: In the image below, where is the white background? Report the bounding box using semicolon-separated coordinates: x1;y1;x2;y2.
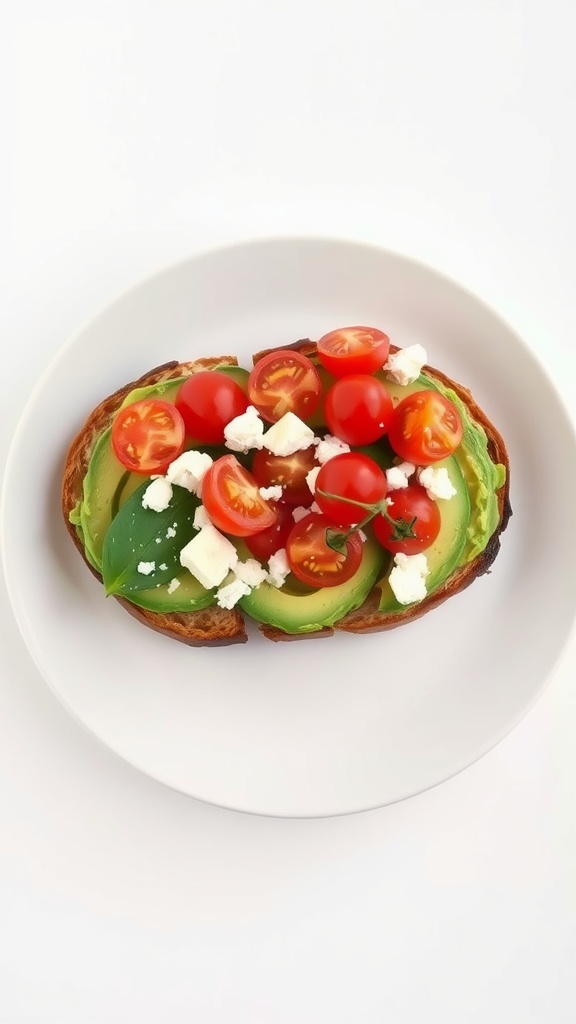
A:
2;2;576;1022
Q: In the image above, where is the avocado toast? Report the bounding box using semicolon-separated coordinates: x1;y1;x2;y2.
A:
62;333;511;645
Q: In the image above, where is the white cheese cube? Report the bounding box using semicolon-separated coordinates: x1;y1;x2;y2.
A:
224;405;265;453
262;412;315;457
314;434;351;464
259;484;283;501
141;476;173;512
137;560;155;576
266;548;290;588
418;466;457;500
166;450;213;495
179;524;238;589
216;578;251;609
385;344;427;385
305;466;321;494
388;552;429;605
234;559;268;587
385;462;415;490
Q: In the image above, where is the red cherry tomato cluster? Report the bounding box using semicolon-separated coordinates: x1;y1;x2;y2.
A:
110;328;463;588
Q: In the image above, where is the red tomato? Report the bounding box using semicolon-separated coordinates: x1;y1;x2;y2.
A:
324;374;394;445
373;484;441;555
388;389;463;465
175;371;248;444
314;452;387;527
244;501;295;560
111;399;185;475
248;350;322;423
317;326;390;377
251;447;317;507
201;455;277;537
286;513;363;588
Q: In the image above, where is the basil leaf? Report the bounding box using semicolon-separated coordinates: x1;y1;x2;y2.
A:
102;481;200;596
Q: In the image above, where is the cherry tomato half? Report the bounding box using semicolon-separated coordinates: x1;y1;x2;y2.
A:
244;501;295;561
201;455;277;537
373;484;441;555
111;399;185;475
248;350;322;423
286;513;363;588
317;326;390;377
251;446;317;507
314;452;388;528
387;389;463;465
324;374;394;445
175;371;249;444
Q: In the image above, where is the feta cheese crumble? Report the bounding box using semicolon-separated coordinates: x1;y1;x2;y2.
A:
216;578;251;609
385;462;415;490
137;560;155;576
388;552;429;605
384;344;427;386
418;466;457;500
314;434;350;464
259;484;283;501
166;450;213;495
305;466;321;495
266;548;290;588
234;559;268;587
142;476;173;512
193;504;211;530
179;523;238;589
167;577;181;594
262;412;315;457
166;526;177;539
224;405;265;453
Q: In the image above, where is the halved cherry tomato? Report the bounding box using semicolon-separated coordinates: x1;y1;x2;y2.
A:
201;455;277;537
387;389;463;465
286;512;363;588
317;326;390;377
314;452;387;528
324;374;394;445
248;350;322;423
245;501;295;560
373;484;441;555
111;399;185;475
251;447;317;507
175;371;248;444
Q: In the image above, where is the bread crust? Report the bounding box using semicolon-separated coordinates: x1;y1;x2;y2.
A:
62;344;510;645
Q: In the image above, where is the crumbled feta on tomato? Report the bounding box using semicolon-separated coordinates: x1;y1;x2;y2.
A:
266;548;290;588
385;462;415;490
137;560;156;576
216;578;251;609
259;484;283;501
292;505;310;522
262;412;315;457
389;552;429;605
167;577;181;594
179;523;238;589
385;344;427;385
142;476;173;512
193;504;211;530
314;434;350;464
234;558;268;587
305;466;321;494
166;450;213;495
224;405;265;453
418;466;457;500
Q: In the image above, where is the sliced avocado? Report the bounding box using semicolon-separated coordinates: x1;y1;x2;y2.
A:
237;535;386;634
120;573;214;613
375;453;470;612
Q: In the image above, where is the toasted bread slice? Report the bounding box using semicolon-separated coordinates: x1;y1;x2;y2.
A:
62;344;510;645
61;358;248;646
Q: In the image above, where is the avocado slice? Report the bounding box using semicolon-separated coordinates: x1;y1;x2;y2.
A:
237;535;386;634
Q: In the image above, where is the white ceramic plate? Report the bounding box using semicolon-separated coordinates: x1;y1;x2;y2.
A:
3;238;576;817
